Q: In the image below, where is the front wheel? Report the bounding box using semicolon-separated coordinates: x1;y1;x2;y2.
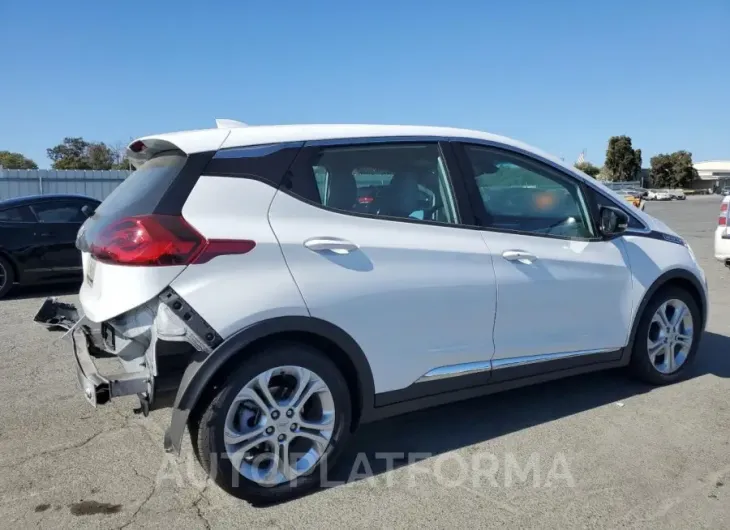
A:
630;286;701;385
192;343;352;504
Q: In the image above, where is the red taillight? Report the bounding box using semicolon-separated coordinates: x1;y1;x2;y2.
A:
195;239;256;264
89;215;255;266
358;196;374;204
722;203;728;212
720;216;727;226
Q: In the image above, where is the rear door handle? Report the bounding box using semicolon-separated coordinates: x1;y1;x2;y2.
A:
502;250;538;264
304;237;359;254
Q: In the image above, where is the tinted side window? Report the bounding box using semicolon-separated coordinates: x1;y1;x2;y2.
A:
32;201;86;223
0;206;34;222
463;145;594;239
303;143;459;225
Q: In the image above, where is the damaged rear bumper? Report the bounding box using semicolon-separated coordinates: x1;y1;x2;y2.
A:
34;290;223;452
34;298;151;407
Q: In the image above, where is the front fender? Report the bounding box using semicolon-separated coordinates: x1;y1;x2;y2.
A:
163;316;375;454
625;267;708;360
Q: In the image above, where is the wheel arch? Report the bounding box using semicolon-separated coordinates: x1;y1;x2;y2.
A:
626;268;707;359
164;316;376;454
0;249;19;284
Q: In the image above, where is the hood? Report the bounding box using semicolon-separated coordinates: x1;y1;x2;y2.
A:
636;209;679;237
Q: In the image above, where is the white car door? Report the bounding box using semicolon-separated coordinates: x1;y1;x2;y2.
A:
456;143;633;372
268;140;497;396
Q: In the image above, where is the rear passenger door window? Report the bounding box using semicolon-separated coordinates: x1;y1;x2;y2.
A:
31;201;87;223
302;143;459;225
462;144;595;239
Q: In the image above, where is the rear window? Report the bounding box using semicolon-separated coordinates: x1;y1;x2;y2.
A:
93;152;187;218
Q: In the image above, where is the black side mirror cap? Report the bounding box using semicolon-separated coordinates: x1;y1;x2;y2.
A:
599;206;629;237
81;204;96;218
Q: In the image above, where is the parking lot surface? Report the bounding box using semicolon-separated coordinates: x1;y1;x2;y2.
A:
1;195;728;529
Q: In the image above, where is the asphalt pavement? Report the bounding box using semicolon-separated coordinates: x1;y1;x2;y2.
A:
0;195;728;529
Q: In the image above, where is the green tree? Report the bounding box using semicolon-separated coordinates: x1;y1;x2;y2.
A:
649;154;673;188
47;137;90;169
87;142;115;170
0;150;38;169
574;161;601;177
670;151;697;188
604;136;642;181
650;151;698;188
46;137;120;170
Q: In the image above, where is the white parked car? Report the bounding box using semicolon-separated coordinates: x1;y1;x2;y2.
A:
652;190;673;201
668;189;686;200
35;122;708;503
715;195;730;264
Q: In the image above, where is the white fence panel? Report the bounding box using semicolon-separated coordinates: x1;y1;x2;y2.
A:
0;169;131;201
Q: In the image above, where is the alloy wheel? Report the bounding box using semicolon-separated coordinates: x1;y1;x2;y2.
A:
646;299;694;374
223;366;336;486
0;262;6;291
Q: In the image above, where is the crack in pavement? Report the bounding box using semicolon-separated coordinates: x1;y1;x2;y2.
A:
192;480;212;530
0;425;126;471
115;467;158;530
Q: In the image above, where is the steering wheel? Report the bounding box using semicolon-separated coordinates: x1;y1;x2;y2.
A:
421;203;444;219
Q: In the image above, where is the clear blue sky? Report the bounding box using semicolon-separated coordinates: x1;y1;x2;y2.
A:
1;0;728;168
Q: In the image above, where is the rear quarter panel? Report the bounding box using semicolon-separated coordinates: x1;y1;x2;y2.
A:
170;176;309;337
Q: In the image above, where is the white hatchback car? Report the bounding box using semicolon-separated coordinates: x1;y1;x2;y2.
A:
36;122;708;503
714;195;730;263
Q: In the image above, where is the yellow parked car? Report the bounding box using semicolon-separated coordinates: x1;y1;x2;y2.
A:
617;190;645;210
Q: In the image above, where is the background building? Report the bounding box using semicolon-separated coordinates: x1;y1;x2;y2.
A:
693;161;730;191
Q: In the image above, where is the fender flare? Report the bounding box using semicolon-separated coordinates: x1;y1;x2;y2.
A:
624;268;707;361
163;316;376;454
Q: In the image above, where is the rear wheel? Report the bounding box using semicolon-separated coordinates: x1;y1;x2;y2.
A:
192;343;352;504
0;256;15;299
630;286;701;385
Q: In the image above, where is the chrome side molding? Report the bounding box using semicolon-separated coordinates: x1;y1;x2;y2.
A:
416;361;491;383
491;348;615;370
415;348;616;384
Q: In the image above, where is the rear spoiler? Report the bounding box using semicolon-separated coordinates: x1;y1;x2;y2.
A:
215;119;248;128
126;119;249;169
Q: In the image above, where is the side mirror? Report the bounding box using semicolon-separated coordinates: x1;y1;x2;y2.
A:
599;206;629;237
81;204;96;218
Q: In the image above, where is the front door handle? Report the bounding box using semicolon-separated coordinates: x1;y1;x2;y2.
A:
502;250;538;264
304;237;359;255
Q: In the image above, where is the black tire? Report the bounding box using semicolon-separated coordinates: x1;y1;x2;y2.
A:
629;286;702;385
0;256;15;299
192;342;352;505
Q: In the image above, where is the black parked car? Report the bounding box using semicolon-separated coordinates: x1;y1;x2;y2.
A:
0;194;101;298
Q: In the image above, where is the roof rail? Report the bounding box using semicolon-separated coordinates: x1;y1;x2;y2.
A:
215;119;248;129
